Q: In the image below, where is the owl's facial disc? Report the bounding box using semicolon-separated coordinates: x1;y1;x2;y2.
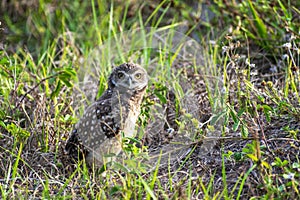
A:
113;68;148;91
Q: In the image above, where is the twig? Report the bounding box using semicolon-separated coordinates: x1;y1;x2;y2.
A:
267;138;300;142
14;72;62;111
191;136;256;144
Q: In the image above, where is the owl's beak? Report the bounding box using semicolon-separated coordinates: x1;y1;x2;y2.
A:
127;77;132;89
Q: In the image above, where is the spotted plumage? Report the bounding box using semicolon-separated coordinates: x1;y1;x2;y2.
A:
65;63;148;167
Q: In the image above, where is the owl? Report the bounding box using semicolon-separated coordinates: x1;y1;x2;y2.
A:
65;63;148;167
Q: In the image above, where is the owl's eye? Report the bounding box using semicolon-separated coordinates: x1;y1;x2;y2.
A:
117;72;124;79
135;73;142;79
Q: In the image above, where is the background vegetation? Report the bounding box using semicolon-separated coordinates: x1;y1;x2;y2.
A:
0;0;299;199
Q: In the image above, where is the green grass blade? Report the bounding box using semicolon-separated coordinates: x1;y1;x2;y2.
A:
247;0;268;40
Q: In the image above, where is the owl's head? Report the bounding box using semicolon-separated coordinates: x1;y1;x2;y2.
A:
109;63;148;91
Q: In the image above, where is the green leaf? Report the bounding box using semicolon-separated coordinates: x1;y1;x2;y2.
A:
237;108;245;117
112;162;129;173
262;104;273;122
210;110;227;125
234;152;243;161
154;91;167;104
292;162;300;169
233;120;240;131
241;125;249;137
247;0;267;39
51;80;63;98
277;0;291;20
97;75;107;98
0;57;9;65
6;123;30;140
124;159;137;169
64;67;77;77
256;95;265;103
261;161;271;169
59;75;73;87
282;160;289;166
242;143;255;154
109;186;122;196
262;104;273;112
230;110;238;124
0;121;6;128
137;173;157;200
247;154;258;162
173;82;184;98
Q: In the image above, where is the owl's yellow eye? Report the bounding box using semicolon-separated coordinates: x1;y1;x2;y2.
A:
117;72;124;79
135;73;142;79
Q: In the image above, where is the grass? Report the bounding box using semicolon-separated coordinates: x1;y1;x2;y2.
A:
0;0;300;199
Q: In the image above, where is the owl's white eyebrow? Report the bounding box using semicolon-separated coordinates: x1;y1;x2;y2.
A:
111;79;116;86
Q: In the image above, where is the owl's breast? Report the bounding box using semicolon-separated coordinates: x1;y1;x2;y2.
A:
122;103;140;138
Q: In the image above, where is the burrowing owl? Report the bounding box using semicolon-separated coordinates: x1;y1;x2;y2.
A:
65;63;148;167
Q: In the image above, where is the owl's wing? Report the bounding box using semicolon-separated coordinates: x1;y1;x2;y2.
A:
65;91;121;160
